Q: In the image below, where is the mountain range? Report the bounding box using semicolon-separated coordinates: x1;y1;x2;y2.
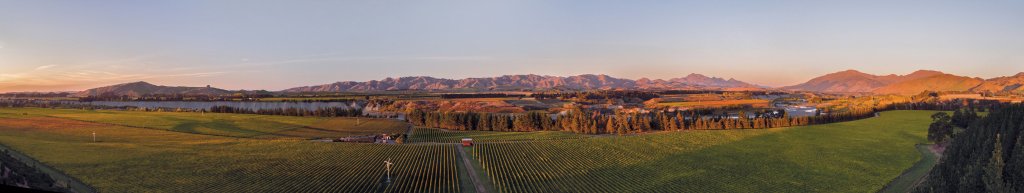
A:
64;70;1024;97
282;74;763;92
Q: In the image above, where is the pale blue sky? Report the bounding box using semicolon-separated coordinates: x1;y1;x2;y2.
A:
1;0;1022;92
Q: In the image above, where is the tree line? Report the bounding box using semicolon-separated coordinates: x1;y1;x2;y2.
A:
0;92;71;98
884;99;1003;112
208;105;366;117
406;98;1006;134
406;107;878;134
0;100;377;118
657;90;787;95
532;91;660;101
916;104;1024;193
440;93;526;99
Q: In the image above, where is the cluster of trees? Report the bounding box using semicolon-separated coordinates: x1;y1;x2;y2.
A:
554;108;815;134
406;110;554;132
0;92;71;98
0;100;380;118
532;91;659;101
406;107;878;134
916;104;1024;193
952;108;981;129
928;108;982;144
876;98;1006;112
0;100;206;113
440;93;526;99
657;90;787;95
657;90;725;95
927;112;955;144
0;100;102;109
208;106;365;117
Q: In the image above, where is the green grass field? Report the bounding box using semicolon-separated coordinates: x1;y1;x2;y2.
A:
409;128;589;143
0;111;457;193
0;108;408;139
470;110;932;192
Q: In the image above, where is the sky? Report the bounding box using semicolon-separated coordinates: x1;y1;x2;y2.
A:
1;0;1023;92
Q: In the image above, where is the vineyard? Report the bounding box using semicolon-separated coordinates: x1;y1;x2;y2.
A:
409;128;588;143
0;110;459;193
0;107;940;192
0;108;409;139
470;110;934;192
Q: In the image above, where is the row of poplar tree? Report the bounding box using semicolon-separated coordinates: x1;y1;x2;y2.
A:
405;107;879;134
208;105;366;117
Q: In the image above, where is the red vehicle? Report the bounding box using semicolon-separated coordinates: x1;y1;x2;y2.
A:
461;138;473;147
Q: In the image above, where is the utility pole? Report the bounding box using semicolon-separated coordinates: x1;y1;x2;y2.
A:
384;159;394;183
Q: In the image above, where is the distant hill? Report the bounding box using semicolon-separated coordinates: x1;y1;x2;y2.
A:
283;74;762;92
971;72;1024;93
873;73;984;95
783;69;1024;94
780;70;891;93
73;81;231;97
780;70;953;93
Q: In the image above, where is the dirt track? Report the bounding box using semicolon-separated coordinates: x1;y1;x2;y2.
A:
457;147;488;193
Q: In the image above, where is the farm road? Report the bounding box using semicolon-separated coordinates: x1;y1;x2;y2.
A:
457;147;488;193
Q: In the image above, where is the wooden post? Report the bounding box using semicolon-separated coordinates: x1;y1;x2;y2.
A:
384;159;393;183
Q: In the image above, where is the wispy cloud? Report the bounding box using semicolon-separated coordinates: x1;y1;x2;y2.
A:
224;55;493;69
410;56;493;61
1;51;490;92
0;73;24;81
0;54;235;92
82;53;163;67
34;65;57;71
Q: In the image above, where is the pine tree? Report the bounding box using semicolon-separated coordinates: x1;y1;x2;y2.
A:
984;134;1007;193
1009;132;1024;192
